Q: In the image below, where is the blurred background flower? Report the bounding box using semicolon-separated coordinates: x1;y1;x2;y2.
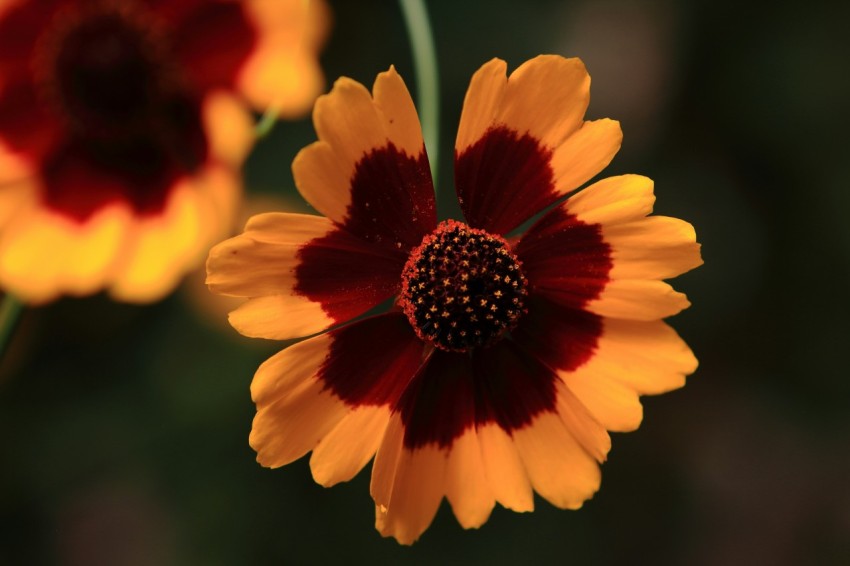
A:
0;0;328;303
1;0;849;564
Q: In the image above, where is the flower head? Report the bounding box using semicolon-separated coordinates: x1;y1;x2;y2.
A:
0;0;328;303
207;55;702;544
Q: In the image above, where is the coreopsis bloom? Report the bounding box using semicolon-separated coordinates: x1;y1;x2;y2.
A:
207;55;702;544
0;0;328;303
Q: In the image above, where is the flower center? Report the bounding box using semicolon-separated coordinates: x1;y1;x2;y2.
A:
399;220;528;352
34;3;176;138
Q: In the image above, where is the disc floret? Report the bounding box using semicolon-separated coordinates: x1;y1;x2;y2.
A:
399;220;528;352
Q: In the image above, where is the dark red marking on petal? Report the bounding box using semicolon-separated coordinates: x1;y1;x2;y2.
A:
40;93;208;221
0;79;59;162
513;294;603;373
344;143;437;252
172;2;257;96
515;205;612;310
145;0;208;28
397;349;476;450
470;339;559;432
395;339;560;449
454;125;557;236
319;312;424;407
295;226;408;325
0;0;60;84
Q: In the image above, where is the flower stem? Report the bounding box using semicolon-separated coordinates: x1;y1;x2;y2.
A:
399;0;440;190
255;105;281;140
0;293;23;364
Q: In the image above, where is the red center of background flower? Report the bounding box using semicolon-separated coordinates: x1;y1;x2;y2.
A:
8;0;260;221
399;220;528;352
35;4;176;138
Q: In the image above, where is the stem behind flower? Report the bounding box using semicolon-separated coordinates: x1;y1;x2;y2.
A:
399;0;440;193
0;293;23;364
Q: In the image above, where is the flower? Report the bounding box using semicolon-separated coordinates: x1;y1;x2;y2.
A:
0;0;329;303
207;55;702;544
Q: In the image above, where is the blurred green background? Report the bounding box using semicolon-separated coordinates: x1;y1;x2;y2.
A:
2;0;849;564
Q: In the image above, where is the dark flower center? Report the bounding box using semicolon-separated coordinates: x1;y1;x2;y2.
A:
30;2;211;220
35;4;179;138
399;220;528;352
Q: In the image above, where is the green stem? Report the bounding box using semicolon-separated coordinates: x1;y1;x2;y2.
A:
0;293;23;363
399;0;440;190
255;105;281;140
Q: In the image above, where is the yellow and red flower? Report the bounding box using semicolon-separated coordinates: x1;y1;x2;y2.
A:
0;0;328;303
207;55;702;544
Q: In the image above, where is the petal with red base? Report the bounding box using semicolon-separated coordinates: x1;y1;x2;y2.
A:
391;340;569;450
563;174;702;280
249;313;425;475
371;338;611;543
516;174;701;320
207;213;335;339
292;67;436;252
517;295;697;432
454;56;622;235
566;175;701;319
207;214;408;340
474;339;608;509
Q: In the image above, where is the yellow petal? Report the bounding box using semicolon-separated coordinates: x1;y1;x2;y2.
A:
555;381;611;463
445;429;496;529
239;0;329;115
551;119;622;195
496;55;589;148
250;332;331;405
455;58;508;152
606;216;703;280
513;411;602;510
374;442;447;545
250;376;348;469
203;90;255;167
228;294;334;341
310;406;391;487
477;423;534;512
566;174;656;225
587;279;691;320
0;204;132;304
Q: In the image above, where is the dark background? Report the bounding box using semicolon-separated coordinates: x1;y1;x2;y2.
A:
2;0;849;564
